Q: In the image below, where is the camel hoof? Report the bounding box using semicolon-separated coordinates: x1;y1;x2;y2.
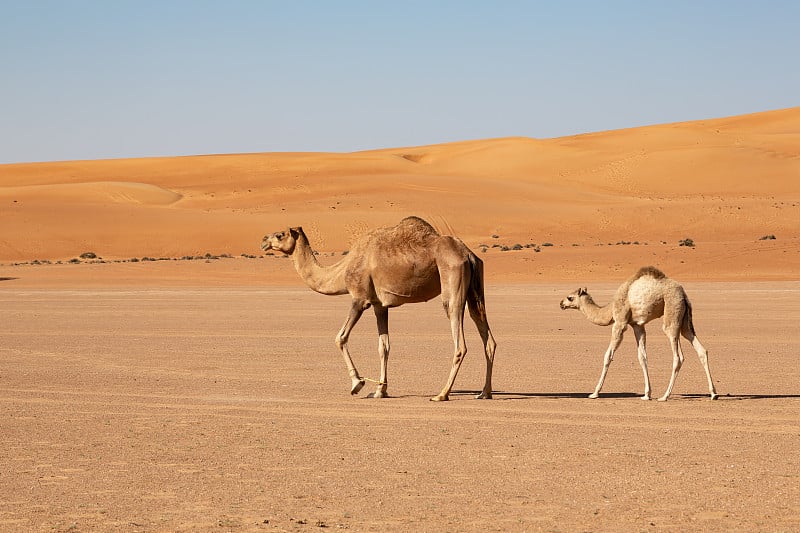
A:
641;395;651;401
657;396;669;402
369;389;388;399
710;393;719;400
588;393;599;399
430;394;449;402
350;378;365;395
475;391;492;400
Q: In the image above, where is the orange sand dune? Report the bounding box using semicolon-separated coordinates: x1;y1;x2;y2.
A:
1;107;798;281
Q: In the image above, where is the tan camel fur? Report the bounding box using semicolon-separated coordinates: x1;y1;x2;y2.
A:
261;216;497;401
559;266;718;401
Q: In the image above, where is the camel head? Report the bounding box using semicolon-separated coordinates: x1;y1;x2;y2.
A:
560;287;588;310
261;227;303;255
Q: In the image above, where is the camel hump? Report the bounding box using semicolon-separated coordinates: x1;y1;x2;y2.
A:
398;216;439;235
634;266;667;280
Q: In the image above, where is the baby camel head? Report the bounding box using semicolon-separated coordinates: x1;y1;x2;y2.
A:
261;227;303;255
560;287;589;310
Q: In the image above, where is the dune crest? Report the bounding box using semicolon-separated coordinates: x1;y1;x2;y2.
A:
0;181;182;205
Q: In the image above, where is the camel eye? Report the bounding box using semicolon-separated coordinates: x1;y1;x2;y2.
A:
567;296;574;301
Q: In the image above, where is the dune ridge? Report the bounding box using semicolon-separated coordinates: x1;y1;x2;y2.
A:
1;107;798;282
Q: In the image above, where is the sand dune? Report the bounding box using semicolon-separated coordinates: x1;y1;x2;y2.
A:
0;181;182;205
0;107;798;281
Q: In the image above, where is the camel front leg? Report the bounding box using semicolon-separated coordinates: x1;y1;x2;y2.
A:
371;305;390;398
632;325;652;400
432;292;468;402
590;323;626;399
658;328;684;401
335;300;368;395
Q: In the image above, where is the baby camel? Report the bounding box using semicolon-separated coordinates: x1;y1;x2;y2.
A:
559;266;718;401
261;216;497;401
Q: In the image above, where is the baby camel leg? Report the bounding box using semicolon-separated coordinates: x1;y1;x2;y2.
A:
681;326;718;400
370;305;390;398
335;299;369;395
658;325;684;401
590;323;627;398
632;324;652;400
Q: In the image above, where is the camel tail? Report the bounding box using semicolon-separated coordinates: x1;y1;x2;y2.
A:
467;252;488;319
682;293;697;337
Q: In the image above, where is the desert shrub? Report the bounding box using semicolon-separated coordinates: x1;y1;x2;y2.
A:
79;252;97;259
542;242;554;247
512;244;523;250
678;238;695;247
759;234;777;240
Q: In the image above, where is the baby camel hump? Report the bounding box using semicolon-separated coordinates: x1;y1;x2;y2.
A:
626;276;667;325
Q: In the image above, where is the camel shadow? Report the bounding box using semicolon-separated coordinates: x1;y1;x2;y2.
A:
450;390;640;400
0;277;17;282
451;391;800;401
684;393;800;401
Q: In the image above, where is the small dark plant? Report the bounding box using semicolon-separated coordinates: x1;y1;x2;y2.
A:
679;238;695;247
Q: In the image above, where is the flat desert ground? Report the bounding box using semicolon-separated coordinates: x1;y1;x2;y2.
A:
1;108;799;531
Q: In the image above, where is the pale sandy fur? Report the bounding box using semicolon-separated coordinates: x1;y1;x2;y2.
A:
560;266;718;401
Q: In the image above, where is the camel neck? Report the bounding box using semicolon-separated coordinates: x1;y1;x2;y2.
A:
291;233;349;296
579;295;614;326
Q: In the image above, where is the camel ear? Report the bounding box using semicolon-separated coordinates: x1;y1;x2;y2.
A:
289;227;302;238
578;287;587;296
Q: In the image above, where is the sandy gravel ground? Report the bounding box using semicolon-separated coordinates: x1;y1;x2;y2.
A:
2;281;798;532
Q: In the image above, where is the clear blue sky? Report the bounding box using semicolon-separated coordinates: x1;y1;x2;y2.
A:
1;1;798;163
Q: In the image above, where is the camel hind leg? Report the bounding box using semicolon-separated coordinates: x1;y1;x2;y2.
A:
658;325;684;401
432;265;469;402
680;307;718;400
467;290;496;399
632;324;652;400
466;253;496;399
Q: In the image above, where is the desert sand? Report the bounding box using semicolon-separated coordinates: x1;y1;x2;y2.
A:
1;108;799;531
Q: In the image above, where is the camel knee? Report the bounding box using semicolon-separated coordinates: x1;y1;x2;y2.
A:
335;334;347;350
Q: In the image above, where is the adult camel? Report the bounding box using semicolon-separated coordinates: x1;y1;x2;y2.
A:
261;216;497;401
